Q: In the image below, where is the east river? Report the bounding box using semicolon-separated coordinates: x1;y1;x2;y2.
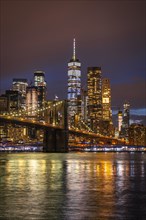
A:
0;152;146;220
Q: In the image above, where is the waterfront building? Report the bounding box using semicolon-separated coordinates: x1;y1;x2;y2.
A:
129;123;146;146
5;90;21;112
12;78;28;109
26;86;38;117
67;39;81;126
6;124;28;143
0;95;8;113
0;123;7;142
87;67;102;133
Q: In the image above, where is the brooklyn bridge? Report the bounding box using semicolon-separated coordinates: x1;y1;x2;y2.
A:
0;100;125;152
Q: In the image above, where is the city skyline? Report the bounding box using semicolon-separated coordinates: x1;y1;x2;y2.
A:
0;1;145;124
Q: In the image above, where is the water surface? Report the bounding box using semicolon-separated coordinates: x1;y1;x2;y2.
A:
0;152;146;219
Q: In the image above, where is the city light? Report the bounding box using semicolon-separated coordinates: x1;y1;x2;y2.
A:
0;40;145;152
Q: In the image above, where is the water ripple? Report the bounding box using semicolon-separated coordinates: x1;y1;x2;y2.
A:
0;152;146;219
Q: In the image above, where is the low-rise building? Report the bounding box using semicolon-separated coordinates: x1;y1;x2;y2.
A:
129;123;146;146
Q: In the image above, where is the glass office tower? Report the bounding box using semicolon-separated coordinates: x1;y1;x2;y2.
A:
34;70;47;108
102;78;111;121
87;67;102;133
67;39;81;125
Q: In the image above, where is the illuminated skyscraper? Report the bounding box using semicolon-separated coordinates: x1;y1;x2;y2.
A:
101;78;114;136
34;71;46;87
12;79;28;96
118;110;123;132
67;39;81;125
102;78;111;121
34;70;47;108
129;123;146;146
26;86;38;117
87;67;102;133
81;89;88;122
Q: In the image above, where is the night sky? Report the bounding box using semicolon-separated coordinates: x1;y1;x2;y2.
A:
0;0;146;125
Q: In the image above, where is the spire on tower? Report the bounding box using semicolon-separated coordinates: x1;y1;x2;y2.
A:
73;38;76;60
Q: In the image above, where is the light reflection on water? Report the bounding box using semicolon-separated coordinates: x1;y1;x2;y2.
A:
0;153;146;219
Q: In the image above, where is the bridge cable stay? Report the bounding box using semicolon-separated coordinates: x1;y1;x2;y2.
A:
1;100;64;117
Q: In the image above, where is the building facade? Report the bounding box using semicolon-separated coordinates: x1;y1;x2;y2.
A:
102;78;111;121
67;39;81;126
120;102;130;140
34;70;47;107
87;67;102;133
0;95;8;113
5;90;21;112
118;110;123;132
81;89;88;122
101;78;114;136
12;78;28;109
12;78;28;96
26;86;38;117
129;123;146;146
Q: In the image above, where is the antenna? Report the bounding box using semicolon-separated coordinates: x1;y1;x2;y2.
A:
73;38;76;60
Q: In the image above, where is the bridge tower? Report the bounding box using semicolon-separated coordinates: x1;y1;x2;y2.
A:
43;100;68;152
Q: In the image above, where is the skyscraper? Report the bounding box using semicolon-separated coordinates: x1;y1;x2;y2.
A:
101;78;114;136
81;89;88;122
102;78;111;121
12;79;28;96
34;70;47;108
67;39;81;125
87;67;102;133
34;71;46;87
26;86;38;117
121;102;130;140
118;110;123;132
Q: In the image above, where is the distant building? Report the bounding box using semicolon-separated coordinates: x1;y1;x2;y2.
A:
0;95;8;113
87;67;102;133
81;89;88;122
26;86;38;117
129;123;146;146
12;78;28;109
102;78;111;121
101;78;114;136
34;70;46;87
121;102;130;140
118;110;123;132
12;78;28;96
67;39;81;126
5;90;21;112
34;70;47;107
